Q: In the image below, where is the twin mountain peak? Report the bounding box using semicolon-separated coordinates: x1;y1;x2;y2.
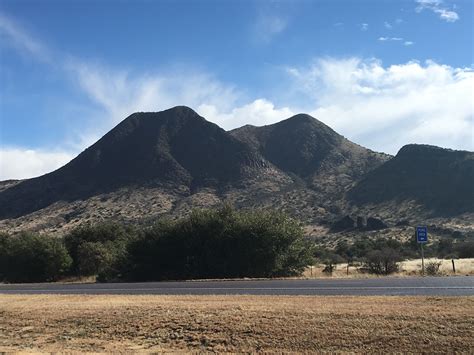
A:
1;106;473;224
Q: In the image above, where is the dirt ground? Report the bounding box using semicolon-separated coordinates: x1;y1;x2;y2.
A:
0;295;472;353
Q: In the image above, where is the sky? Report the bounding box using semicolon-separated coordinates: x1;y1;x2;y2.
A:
0;0;473;180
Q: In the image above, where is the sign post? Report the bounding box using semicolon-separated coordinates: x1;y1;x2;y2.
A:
416;226;428;275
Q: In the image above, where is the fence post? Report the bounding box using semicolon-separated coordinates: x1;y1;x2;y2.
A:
451;259;456;274
421;243;425;276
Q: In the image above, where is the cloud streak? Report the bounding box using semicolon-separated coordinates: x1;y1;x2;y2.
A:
378;37;403;41
378;37;414;46
0;12;51;62
415;0;459;22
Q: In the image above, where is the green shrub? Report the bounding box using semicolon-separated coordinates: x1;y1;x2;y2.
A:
126;205;313;281
76;241;113;276
0;232;71;283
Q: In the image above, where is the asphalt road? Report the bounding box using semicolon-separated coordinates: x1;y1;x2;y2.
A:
0;276;473;296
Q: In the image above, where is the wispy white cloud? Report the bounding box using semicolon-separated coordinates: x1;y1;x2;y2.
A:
286;58;474;154
415;0;459;22
378;36;404;41
0;13;293;178
384;21;393;29
69;61;240;127
0;12;51;62
70;60;295;130
378;36;414;45
436;8;460;22
253;14;288;43
360;23;369;31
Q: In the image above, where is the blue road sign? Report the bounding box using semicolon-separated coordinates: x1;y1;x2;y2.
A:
416;226;428;243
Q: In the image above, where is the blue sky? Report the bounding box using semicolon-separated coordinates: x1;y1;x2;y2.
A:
0;0;473;179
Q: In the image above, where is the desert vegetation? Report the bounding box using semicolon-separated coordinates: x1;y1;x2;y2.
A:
1;205;473;283
314;235;474;275
0;206;313;282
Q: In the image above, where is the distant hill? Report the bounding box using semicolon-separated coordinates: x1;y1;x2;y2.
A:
348;144;474;216
0;106;472;238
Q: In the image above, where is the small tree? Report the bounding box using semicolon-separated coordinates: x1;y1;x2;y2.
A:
322;253;345;274
77;241;112;276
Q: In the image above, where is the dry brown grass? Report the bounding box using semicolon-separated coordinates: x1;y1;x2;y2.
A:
0;295;472;353
303;258;474;278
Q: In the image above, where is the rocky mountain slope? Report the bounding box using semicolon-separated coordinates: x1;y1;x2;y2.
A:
0;106;472;242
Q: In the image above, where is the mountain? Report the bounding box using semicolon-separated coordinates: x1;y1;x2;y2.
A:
0;106;472;240
230;114;389;199
348;144;474;216
0;106;268;219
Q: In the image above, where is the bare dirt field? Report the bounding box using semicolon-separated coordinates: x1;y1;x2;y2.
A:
0;295;472;353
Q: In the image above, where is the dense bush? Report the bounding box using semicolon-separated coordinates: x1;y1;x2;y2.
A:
0;232;71;282
64;223;138;279
125;206;313;281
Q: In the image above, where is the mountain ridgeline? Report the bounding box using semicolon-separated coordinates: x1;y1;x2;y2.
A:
0;106;472;225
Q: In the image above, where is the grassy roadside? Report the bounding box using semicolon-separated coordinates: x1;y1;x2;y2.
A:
0;295;472;352
303;257;474;278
